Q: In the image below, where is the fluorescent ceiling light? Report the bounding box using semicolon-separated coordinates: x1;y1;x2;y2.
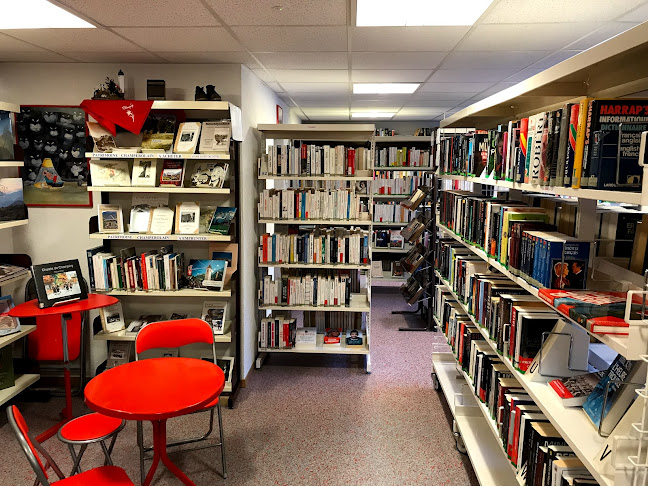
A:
352;112;395;118
0;0;95;28
356;0;494;26
353;83;419;94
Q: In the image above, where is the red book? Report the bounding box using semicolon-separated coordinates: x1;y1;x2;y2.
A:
347;148;355;176
140;253;148;290
323;328;341;345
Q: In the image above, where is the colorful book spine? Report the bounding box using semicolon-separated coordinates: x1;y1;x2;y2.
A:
516;118;529;183
563;104;580;187
570;98;592;188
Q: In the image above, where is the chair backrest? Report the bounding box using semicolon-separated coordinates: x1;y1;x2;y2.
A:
135;318;215;361
7;405;51;485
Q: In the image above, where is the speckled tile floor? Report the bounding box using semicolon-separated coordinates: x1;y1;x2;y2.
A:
0;288;478;485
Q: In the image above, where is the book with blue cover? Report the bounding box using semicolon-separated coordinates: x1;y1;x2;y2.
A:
208;207;236;235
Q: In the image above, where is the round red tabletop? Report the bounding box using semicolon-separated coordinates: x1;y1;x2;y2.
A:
9;294;118;318
85;358;225;421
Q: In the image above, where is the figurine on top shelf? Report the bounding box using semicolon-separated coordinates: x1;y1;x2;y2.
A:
92;77;125;100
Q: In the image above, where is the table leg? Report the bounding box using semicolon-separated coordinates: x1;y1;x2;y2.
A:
144;419;196;486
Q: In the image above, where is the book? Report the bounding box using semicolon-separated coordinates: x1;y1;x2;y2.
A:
217;357;234;383
149;206;174;235
208;207;236;235
295;327;317;348
190;162;229;188
323;328;342;345
514;311;560;373
0;263;29;286
125;314;164;335
198;121;230;154
549;372;604;407
0;110;14;160
554;104;573;187
159;160;185;187
89;160;131;187
128;204;152;233
0;296;20;337
31;259;87;308
141;114;176;151
186;259;228;290
0;347;14;390
201;300;227;334
210;242;238;285
131;159;157;187
107;341;131;368
87;121;116;153
570;98;591;188
0;178;26;223
99;301;126;334
174;122;201;154
563;104;580;187
98;204;123;233
175;202;200;235
345;329;364;347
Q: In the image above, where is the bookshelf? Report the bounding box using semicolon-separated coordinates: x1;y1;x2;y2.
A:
256;124;374;372
431;23;648;486
86;101;242;408
1;102;28;230
0;326;39;407
0;161;24;168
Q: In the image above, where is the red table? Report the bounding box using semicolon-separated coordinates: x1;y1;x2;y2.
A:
9;293;118;443
85;357;224;486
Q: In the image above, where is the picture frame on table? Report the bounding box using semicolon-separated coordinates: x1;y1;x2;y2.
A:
31;259;88;308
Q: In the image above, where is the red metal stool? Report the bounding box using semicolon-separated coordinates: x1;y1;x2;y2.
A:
7;405;134;486
57;413;126;475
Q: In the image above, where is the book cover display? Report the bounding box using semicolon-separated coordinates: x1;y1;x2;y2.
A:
0;110;15;160
0;178;26;223
31;259;87;308
201;300;227;334
140;114;176;151
208;207;236;235
0;295;20;336
186;259;228;290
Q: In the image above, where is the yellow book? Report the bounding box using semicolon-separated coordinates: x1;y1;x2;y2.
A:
571;97;592;188
499;208;549;266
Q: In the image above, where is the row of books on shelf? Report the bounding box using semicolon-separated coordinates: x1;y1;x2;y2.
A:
90;159;229;189
375;127;431;137
99;301;228;335
259;272;355;307
89;118;231;155
438;190;590;290
87;245;230;292
0;263;30;286
437;98;647;192
258;318;365;350
98;203;236;236
258;229;370;266
371;260;404;278
260;143;370;177
373;172;431;195
375;147;431;168
372;202;416;224
258;188;368;221
439;310;597;486
374;229;405;249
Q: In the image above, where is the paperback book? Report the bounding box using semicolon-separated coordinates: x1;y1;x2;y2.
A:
208;207;236;235
0;296;20;336
186;259;228;290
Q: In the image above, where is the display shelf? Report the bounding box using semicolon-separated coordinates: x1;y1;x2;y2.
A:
432;354;520;486
259;334;369;355
0;271;30;288
151;100;231;111
371;194;409;199
258;175;373;181
89;233;232;242
0;102;20;113
259;292;370;313
0;161;24;167
259;262;370;270
87;186;230;194
435;223;634;359
438;173;645;205
374;135;432;143
434;273;611;486
373;167;435;171
0;374;40;407
87;152;230;160
0;220;28;230
439;22;648;129
371;246;410;254
258;218;372;226
95;288;231;298
258;123;374;142
94;326;232;343
0;325;36;350
372;221;410;227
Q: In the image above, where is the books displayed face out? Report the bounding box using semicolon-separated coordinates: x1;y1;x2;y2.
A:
141;114;177;151
131;159;157;187
0;178;26;223
208;207;236;235
186;259;228;291
99;301;125;333
201;300;227;334
0;296;20;336
98;204;124;233
175;202;200;234
31;259;87;308
345;329;363;347
89;160;131;187
174;122;201;154
190;162;229;188
549;372;604;407
87;121;116;153
323;328;341;345
159;160;185;186
0;110;15;161
199;121;230;154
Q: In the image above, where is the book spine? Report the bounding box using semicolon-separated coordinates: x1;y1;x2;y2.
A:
555;105;570;187
571;98;591;188
564;104;580;187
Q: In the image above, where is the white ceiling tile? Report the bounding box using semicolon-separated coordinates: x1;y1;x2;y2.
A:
0;33;46;52
206;0;346;25
157;51;254;63
1;28;143;52
350;26;470;52
250;69;275;82
302;107;350;116
298;99;349;107
402;101;456;110
113;27;241;52
253;52;348;69
281;82;348;94
482;0;646;23
408;91;472;102
58;0;220;26
351;52;446;70
0;51;75;62
505;68;545;83
351;70;431;82
458;23;598;52
397;107;445;116
419;82;494;93
565;22;639;50
269;69;348;83
530;50;582;70
291;93;350;102
306;115;350;121
618;3;648;21
441;51;553;70
233;26;347;52
63;51;164;63
392;113;440;121
351;100;404;109
428;69;518;83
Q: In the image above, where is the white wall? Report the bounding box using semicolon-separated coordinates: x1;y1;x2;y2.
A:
239;65;297;378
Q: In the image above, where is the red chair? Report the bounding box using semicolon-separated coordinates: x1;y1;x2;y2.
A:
7;405;134;486
135;318;227;483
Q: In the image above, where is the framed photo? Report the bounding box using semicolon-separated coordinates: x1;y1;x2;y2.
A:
98;204;123;233
31;259;88;308
276;105;283;124
17;105;91;207
201;300;227;334
132;159;157;187
209;242;238;286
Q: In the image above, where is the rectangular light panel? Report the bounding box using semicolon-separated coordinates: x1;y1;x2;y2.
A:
1;0;95;28
353;83;419;94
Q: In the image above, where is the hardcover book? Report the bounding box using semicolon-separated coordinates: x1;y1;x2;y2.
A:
141;114;176;151
89;160;131;187
190;162;229;188
159;160;185;187
323;328;342;345
174;122;201;154
186;259;228;290
201;300;227;334
87;121;116;153
0;295;20;336
198;121;230;154
31;259;87;308
0;178;26;223
99;301;125;333
98;204;123;233
131;159;157;187
549;372;604;407
345;329;364;347
563;104;580;187
0;110;14;160
208;207;236;235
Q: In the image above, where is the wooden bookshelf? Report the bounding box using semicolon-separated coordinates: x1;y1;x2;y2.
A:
0;326;38;406
87;186;230;194
89;233;232;242
258;218;372;226
87;152;230;160
0;161;24;167
0;220;28;230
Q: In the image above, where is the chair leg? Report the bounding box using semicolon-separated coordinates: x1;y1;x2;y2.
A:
137;421;146;485
100;441;114;466
68;443;87;475
107;431;119;456
33;440;65;480
217;403;227;479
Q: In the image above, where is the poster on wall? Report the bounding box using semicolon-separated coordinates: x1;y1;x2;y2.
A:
16;106;91;207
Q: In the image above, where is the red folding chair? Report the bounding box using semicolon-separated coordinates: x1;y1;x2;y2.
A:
7;405;133;486
135;318;227;483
